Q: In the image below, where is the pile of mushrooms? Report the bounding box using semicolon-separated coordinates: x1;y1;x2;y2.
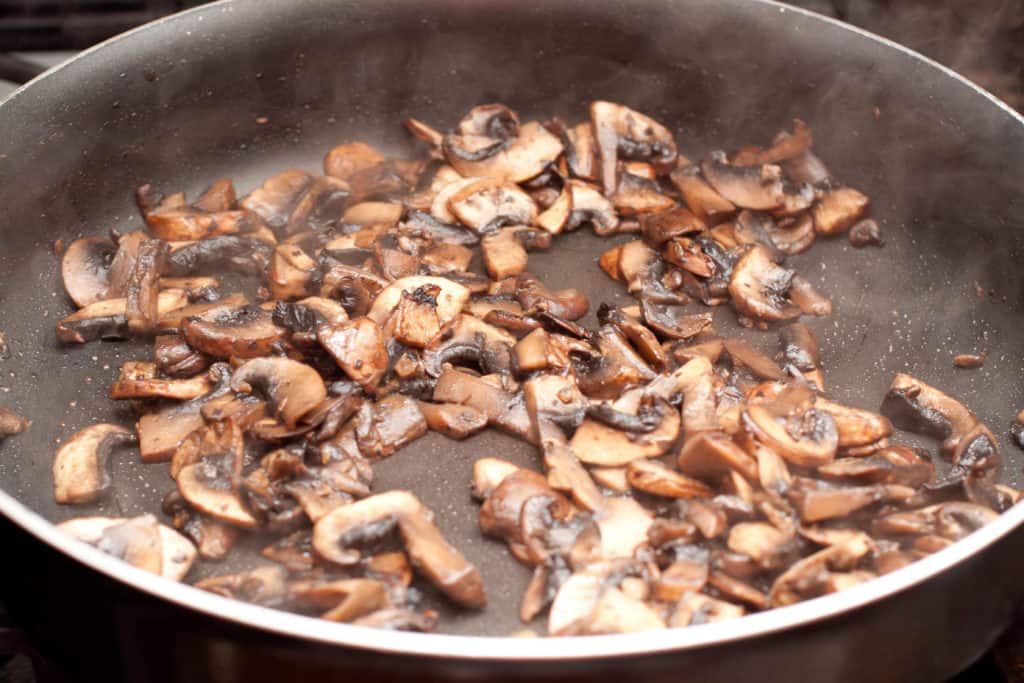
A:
48;101;1015;634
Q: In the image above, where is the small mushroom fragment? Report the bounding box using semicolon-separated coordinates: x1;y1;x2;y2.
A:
848;219;883;247
591;101;678;195
313;490;486;608
53;424;135;504
535;183;574;234
290;578;391;623
728;246;802;322
566;180;620;234
240;170;314;232
0;407;30;439
232;357;326;429
61;236;117;307
481;227;551;280
109;363;212;400
812;187;869;235
472;458;521;500
418;402;487;440
670;591;745;627
769;535;873;607
125;237;170;333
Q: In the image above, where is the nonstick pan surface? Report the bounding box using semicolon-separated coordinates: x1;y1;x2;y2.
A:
0;0;1023;675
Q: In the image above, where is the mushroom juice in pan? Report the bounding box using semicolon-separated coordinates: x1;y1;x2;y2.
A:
10;100;1015;636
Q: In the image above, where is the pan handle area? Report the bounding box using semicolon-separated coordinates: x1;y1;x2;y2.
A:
0;54;47;85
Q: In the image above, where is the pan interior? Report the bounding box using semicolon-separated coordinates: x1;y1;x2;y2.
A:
0;0;1023;638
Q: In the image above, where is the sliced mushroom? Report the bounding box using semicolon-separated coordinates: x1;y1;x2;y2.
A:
812;187;869;235
481;227;551;280
626;459;713;499
566;180;620;234
670;166;736;224
670;591;745;627
180;305;289;359
612;173;675;216
591;101;677;195
291;578;391;623
535;183;574;234
354;394;428;458
676;432;758;483
422;313;515;378
177;459;258;528
53;424;135;504
418;401;488;440
742;386;838;467
62;236;117;307
313;490;485;608
317;318;387;391
232;357;326;429
816;399;893;451
788;274;832;317
268;244;318;300
195;566;288;604
433;368;533;441
769;535;873;607
448;179;538;234
367;275;469;331
57;289;189;344
571;394;679;466
701;154;791;211
728;246;801;322
879;373;979;454
444;120;563;183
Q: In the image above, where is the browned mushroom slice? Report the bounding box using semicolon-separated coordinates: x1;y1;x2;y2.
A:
780;322;820;373
351;608;439;632
323;142;386;183
560;121;598;181
515;273;589;322
626;459;713;499
177;460;258;528
723;338;786;381
735;120;814;165
195;566;288;604
60;514;196;580
676;432;758;483
354;394;428;458
788;274;832;317
669;166;736;225
138;403;216;464
123;237;169;334
571;394;679;467
640;207;706;248
612;173;675;216
404;117;444;149
367;275;469;330
726;522;799;570
480;469;571;560
816;399;893;452
792;481;891;523
701;154;789;211
669;591;745;627
0;407;30;439
343;201;405;228
565;180;619;234
231;357;326;429
448;179;538;234
156;293;248;331
313;490;486;608
57;289;189;344
52;424;135;504
590;101;677;195
433;369;533;441
535;183;574;234
812;187;869;235
422;313;515;377
472;458;522;500
290;578;391;623
728;246;802;322
769;535;873;607
268;244;317;300
420;243;472;275
239;170;314;232
584;587;666;634
879;373;979;454
481;227;551;280
742;385;838;467
316;317;387;391
418;402;488;440
641;300;713;341
180;305;288;359
62;236;117;307
174;512;239;562
445;121;563;183
599;305;668;371
285;176;351;234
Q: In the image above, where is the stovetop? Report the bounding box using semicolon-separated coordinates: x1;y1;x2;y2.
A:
0;2;1021;682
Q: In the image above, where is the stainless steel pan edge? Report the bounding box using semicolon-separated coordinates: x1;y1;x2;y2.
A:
0;0;1022;667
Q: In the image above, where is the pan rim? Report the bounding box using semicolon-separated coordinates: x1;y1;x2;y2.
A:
1;0;1023;662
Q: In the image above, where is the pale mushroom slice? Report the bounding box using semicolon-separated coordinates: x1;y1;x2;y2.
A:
318;317;388;391
57;514;196;581
566;180;619;234
289;577;391;623
312;490;486;608
231;357;327;429
471;458;522;500
590;101;678;195
669;591;745;627
448;179;538;234
535;183;574;234
61;236;117;307
626;460;713;499
177;460;259;529
742;388;839;468
670;166;736;224
418;402;488;440
586;587;666;634
53;424;136;504
816;399;894;453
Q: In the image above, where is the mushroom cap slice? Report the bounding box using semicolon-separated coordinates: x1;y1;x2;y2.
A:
62;236;116;308
548;571;604;636
57;289;189;344
59;514;196;581
728;246;802;322
313;490;486;608
177;462;259;528
180;305;288;359
471;458;521;500
567;180;619;234
587;587;666;634
444;121;563;183
701;155;787;211
448;179;538;234
231;357;327;429
626;459;713;499
591;101;678;195
594;497;653;560
367;276;470;329
158;524;198;581
743;402;838;468
53;424;135;504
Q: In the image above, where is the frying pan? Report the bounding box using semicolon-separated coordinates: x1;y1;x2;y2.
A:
0;0;1023;680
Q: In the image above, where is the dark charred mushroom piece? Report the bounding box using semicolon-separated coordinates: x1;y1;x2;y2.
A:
701;154;790;211
136;364;233;462
165;236;273;277
53;423;135;504
313;490;486;608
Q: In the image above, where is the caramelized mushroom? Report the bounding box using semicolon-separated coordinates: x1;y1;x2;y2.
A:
812;187;869;235
231;357;327;429
728;246;802;322
591;101;678;195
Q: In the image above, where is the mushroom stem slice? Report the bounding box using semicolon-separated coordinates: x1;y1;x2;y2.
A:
53;424;135;504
